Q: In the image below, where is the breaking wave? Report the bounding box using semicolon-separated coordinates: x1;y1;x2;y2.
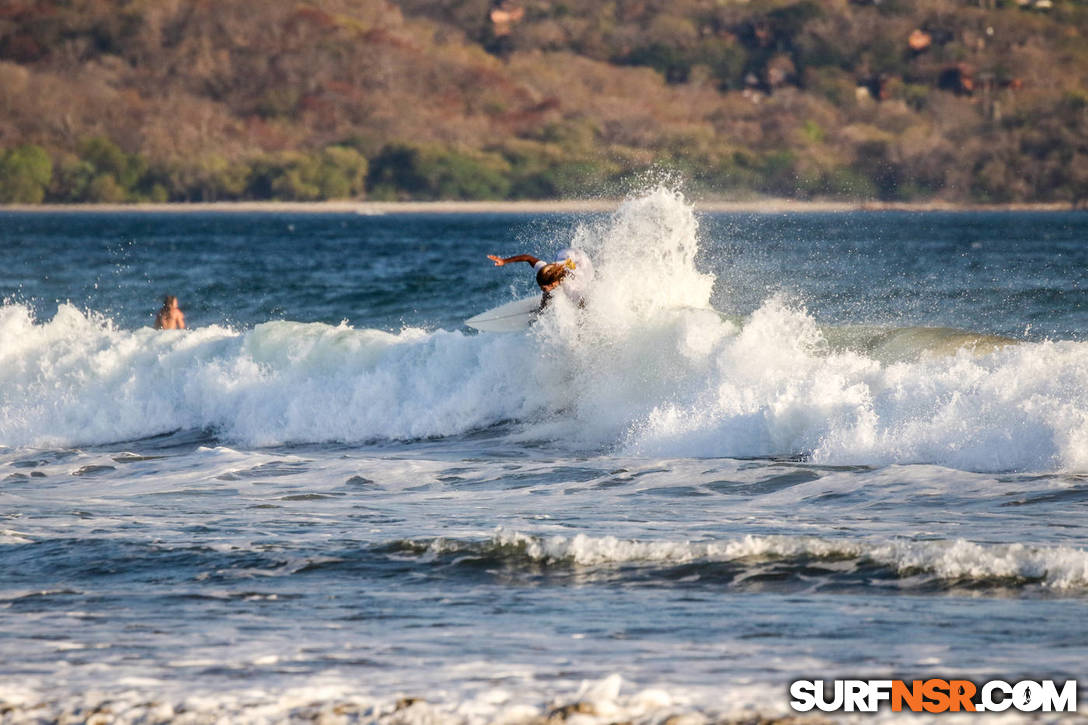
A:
3;188;1088;472
392;529;1088;593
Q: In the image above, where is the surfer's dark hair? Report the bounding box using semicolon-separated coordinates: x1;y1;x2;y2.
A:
536;263;568;289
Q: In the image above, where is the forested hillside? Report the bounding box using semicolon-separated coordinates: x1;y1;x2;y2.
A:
1;0;1086;204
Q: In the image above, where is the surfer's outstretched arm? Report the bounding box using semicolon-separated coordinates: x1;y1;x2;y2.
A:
487;254;541;267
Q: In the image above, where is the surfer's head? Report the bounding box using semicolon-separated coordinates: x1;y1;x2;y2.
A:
535;263;568;292
163;295;178;309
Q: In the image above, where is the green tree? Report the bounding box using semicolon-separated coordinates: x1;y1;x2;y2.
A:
78;137;147;201
266;153;322;200
49;154;96;202
315;146;368;199
185;155;251;201
367;144;509;200
86;173;127;203
243;147;368;201
0;145;53;203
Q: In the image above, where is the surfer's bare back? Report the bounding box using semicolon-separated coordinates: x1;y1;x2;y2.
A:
487;254;570;295
488;248;594;305
154;295;186;330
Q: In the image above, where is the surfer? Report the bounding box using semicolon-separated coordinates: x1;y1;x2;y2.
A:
487;248;594;309
153;295;186;330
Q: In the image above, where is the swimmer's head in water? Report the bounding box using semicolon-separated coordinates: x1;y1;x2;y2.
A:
535;263;568;292
163;295;178;308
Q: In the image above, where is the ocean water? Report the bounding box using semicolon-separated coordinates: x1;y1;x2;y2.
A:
1;190;1087;723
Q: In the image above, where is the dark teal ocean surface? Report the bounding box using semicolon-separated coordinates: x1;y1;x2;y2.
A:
1;191;1086;722
4;207;1086;337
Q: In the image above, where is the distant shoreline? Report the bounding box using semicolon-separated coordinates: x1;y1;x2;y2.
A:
0;199;1079;214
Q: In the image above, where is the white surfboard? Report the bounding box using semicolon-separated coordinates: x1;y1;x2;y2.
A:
465;296;540;332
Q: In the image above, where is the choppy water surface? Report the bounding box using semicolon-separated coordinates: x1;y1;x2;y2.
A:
1;193;1087;723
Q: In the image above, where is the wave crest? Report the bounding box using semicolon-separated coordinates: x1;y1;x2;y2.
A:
407;529;1088;592
3;188;1088;472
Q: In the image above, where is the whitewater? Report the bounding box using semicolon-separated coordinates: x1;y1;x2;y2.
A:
4;190;1088;470
1;192;1086;723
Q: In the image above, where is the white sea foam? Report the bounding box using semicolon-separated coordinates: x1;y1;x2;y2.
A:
0;672;1079;725
3;187;1088;472
431;529;1088;590
0;304;544;448
0;529;33;545
0;676;703;725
